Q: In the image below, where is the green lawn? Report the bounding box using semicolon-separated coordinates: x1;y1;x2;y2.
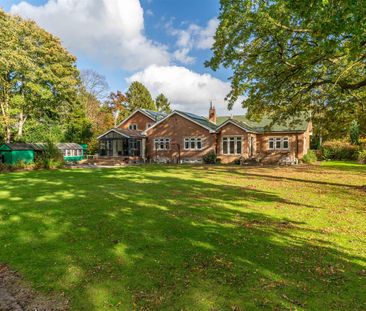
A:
0;163;365;310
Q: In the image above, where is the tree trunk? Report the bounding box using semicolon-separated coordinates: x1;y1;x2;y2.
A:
0;97;11;143
17;112;27;138
5;127;11;143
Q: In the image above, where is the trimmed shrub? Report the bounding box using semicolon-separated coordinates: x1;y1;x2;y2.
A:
302;150;317;163
203;151;218;164
358;150;366;164
321;140;359;160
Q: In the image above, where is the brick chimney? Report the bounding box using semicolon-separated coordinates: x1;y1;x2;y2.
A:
209;101;216;124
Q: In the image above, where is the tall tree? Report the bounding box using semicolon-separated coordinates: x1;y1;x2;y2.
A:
155;93;172;113
80;69;109;101
207;0;366;126
126;81;156;111
0;9;79;142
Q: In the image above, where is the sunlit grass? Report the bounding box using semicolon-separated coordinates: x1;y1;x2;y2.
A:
0;163;365;310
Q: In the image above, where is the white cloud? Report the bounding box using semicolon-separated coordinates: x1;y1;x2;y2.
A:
127;65;246;116
10;0;170;70
173;48;195;65
195;18;219;49
167;18;218;65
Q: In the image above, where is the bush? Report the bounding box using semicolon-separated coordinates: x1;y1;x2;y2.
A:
321;140;359;160
358;150;366;164
302;150;317;163
36;141;64;169
203;151;218;164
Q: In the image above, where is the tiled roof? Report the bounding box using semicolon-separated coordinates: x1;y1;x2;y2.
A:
216;114;309;132
141;109;167;121
175;111;218;131
113;128;146;138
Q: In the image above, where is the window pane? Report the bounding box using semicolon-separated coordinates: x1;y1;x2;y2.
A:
229;138;235;154
197;139;202;150
283;138;289;149
190;139;195;149
269;139;274;149
185;139;189;149
236;138;242;154
275;138;281;149
223;139;228;154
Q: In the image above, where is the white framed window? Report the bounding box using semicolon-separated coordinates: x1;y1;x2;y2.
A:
275;137;282;149
129;124;138;130
269;137;290;150
146;123;154;129
154;138;170;150
222;136;242;155
184;137;203;150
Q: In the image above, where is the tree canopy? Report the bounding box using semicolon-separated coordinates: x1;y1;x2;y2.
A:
155;93;172;113
0;9;79;143
207;0;366;128
126;81;156;111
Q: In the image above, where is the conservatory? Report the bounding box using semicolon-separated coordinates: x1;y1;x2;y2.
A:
97;128;146;159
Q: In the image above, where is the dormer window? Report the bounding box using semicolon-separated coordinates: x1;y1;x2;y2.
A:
129;124;138;130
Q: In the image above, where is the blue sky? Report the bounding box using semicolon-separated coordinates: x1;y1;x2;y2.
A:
1;0;244;115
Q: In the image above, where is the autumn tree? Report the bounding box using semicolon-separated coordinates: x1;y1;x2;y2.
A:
126;81;156;111
0;9;79;142
107;91;129;127
207;0;366;129
155;93;172;113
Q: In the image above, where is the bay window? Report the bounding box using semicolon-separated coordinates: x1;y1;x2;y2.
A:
222;136;242;155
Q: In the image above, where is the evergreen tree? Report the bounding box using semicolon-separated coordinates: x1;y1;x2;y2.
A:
155;93;172;113
126;81;156;111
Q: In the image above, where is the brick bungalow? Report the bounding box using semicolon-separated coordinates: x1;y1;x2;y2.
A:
97;105;312;164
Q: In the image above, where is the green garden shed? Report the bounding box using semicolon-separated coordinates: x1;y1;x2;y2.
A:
0;143;45;165
57;143;84;162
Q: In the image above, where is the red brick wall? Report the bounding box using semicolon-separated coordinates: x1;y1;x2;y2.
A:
145;113;215;161
216;122;312;163
119;111;154;131
257;126;312;161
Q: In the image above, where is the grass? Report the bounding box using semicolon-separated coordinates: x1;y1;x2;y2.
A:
0;162;365;310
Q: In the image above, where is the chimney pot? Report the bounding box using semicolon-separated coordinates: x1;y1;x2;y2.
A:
209;103;217;124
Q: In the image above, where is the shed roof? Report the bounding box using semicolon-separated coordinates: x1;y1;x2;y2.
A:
57;143;83;150
0;143;46;151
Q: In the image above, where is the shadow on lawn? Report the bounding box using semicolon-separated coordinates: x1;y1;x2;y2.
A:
0;166;365;310
205;165;365;189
